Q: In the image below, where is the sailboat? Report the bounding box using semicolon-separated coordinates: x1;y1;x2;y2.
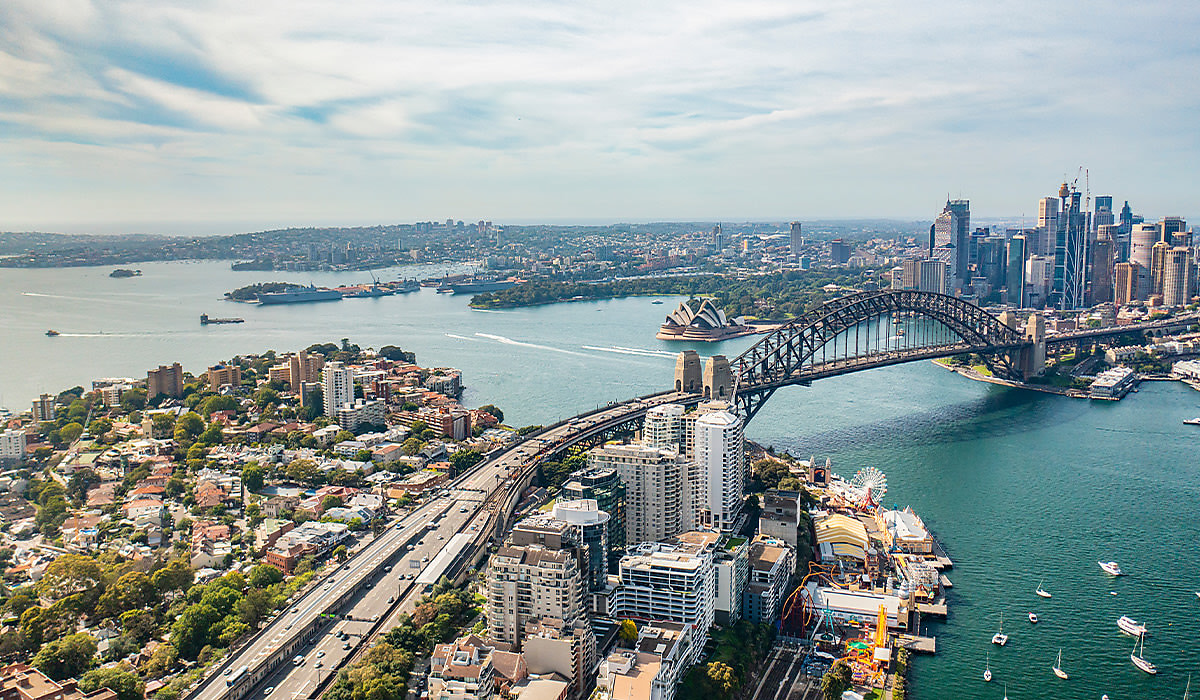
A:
1003;683;1008;700
1052;649;1069;679
1131;635;1157;675
984;651;992;682
1183;674;1191;700
1035;577;1052;598
992;613;1008;646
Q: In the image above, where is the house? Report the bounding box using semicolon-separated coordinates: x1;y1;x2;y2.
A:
122;499;165;526
263;494;300;518
0;663;117;700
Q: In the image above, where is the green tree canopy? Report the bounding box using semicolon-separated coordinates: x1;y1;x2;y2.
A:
32;633;97;680
79;666;144;700
241;464;265;492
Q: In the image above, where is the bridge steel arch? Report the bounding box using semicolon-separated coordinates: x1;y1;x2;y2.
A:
730;289;1029;421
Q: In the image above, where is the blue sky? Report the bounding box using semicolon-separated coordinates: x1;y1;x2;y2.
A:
1;0;1198;233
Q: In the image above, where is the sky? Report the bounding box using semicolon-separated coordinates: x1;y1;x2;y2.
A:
2;0;1199;234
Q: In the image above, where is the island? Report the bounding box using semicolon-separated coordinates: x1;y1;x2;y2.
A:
108;268;142;278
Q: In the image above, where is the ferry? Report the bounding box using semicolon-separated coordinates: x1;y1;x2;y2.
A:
1117;615;1147;637
1099;561;1124;576
45;329;60;337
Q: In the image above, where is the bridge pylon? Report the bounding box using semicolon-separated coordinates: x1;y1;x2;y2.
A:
1017;312;1047;380
702;355;731;400
675;350;701;392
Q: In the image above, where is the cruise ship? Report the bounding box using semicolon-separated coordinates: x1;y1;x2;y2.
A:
256;285;343;305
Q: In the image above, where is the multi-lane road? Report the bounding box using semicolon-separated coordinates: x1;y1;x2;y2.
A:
188;389;699;700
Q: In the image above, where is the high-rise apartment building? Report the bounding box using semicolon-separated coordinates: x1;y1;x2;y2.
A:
206;364;242;390
1114;262;1143;307
322;361;354;418
642;404;685;451
290;351;324;389
1161;247;1194;307
512;500;611;591
586;443;686;544
0;429;27;464
31;393;55;422
1151;241;1171;298
742;537;796;625
898;258;922;290
561;468;626;567
1025;255;1055;308
609;540;716;664
692;410;744;532
146;363;184;399
485;544;586;646
829;239;851;265
789;222;803;259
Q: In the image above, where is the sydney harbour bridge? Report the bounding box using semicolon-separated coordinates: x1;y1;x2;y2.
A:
192;289;1196;700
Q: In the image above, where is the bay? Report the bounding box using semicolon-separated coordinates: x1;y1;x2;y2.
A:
2;260;1198;698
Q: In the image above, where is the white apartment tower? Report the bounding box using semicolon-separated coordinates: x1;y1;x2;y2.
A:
609;541;716;663
322;361;354;418
643;403;685;451
586;443;686;544
485;544;586;646
692;410;745;532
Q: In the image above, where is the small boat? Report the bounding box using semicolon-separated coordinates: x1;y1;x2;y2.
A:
1183;674;1190;700
1099;560;1124;576
45;329;60;336
651;300;664;305
1131;635;1157;675
1053;649;1069;679
1184;418;1200;425
984;651;992;682
991;613;1008;646
1118;615;1147;637
1029;612;1038;624
1035;578;1052;598
1003;683;1008;700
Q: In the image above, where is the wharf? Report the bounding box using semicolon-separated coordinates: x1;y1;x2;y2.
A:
930;535;954;569
897;634;937;654
917;599;948;617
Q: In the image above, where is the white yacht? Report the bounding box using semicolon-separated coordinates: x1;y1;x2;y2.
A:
984;651;992;682
1035;578;1051;598
1131;635;1157;675
1052;649;1069;679
991;613;1008;646
1099;560;1124;576
1028;612;1038;624
1118;615;1148;637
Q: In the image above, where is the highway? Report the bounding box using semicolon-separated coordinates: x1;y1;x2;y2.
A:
188;389;698;700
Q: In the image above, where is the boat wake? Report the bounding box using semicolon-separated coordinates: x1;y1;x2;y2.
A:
581;345;678;359
475;333;590;357
444;333;475;342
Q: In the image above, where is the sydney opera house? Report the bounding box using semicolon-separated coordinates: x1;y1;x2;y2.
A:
656;298;756;341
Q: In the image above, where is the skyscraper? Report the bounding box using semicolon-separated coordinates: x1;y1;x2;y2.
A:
1130;223;1158;269
586;442;686;544
1089;235;1114;305
693;410;744;532
1151;241;1171;298
1161;247;1194;307
789;222;803;259
1038;197;1060;232
933;199;970;288
1052;183;1088;309
322;361;353;417
561;467;626;567
829;239;851;265
1006;236;1027;307
1093;195;1114;233
1114;262;1144;307
1160;217;1187;242
919;259;948;294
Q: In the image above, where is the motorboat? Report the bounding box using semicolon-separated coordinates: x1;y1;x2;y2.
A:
1131;635;1157;675
991;613;1008;646
1035;577;1052;598
1118;615;1148;637
1053;649;1069;679
1184;417;1200;425
1099;561;1124;576
1028;612;1038;624
45;329;60;336
984;651;992;682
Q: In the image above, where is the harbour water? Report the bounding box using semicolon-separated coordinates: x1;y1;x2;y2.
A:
2;261;1198;698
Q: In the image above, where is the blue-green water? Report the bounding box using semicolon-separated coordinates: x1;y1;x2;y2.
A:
3;261;1198;698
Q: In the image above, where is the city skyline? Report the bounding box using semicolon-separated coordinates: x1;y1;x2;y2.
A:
3;1;1200;233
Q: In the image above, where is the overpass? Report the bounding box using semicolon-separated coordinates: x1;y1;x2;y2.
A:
188;290;1197;699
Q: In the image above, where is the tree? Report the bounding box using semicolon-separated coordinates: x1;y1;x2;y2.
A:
118;609;158;644
150;413;175;438
171;603;221;660
286;458;321;485
143;643;178;679
79;666;144;700
248;564;283;589
517;424;542;436
706;662;738;695
120;388;147;412
477;404;504;422
334;430;356;444
37;553;104;607
321;494;344;512
242;464;265;492
449;450;484;475
820;660;853;700
401;437;424;456
617;620;638;645
198;394;238;417
378;345;416;362
98;571;155;618
32;632;97;680
151;558;194;594
59;422;84;444
88;418;113;437
254;387;279;409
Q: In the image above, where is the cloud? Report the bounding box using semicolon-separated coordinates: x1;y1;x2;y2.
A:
1;0;1199;229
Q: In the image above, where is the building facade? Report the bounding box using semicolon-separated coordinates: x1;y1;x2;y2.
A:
322;361;354;418
485;545;586;646
146;363;183;398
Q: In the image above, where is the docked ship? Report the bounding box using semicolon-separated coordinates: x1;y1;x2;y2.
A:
392;278;420;293
656;298;756;342
256;284;343;305
200;314;244;325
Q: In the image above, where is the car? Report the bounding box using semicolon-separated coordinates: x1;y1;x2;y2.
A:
264;688;274;696
314;661;323;669
293;655;305;666
292;607;300;614
437;535;445;540
224;668;233;676
421;556;429;562
316;651;325;658
343;642;351;650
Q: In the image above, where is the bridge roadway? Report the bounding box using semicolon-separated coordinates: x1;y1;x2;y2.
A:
188;390;698;700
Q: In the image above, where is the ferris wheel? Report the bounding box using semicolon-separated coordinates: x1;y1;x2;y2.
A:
849;467;888;507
